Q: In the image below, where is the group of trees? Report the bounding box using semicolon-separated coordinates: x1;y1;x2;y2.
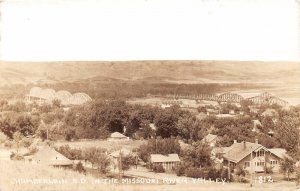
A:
138;137;181;162
39;100;208;142
137;137;227;179
56;145;111;173
1;98;299;158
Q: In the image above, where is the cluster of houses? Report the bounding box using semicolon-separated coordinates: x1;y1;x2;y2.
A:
0;126;292;177
104;130;290;174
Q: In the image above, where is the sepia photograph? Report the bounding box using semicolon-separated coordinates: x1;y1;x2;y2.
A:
0;0;299;191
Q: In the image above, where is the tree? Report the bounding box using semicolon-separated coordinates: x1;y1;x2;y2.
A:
0;118;16;138
296;165;300;186
52;99;61;108
138;138;181;162
235;165;246;176
74;162;86;174
177;114;204;142
120;154;136;171
13;131;22;152
13;114;40;136
275;116;299;154
182;141;212;168
240;99;252;114
84;147;110;173
36;122;49;141
280;156;295;181
136;121;155;139
154;106;186;138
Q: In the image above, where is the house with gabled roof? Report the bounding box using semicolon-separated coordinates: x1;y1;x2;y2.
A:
108;132;129;141
221;139;288;173
150;154;180;171
31;146;73;167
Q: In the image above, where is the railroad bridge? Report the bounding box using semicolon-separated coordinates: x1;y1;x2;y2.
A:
164;92;288;106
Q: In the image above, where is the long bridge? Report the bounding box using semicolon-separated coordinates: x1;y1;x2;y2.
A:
161;92;288;106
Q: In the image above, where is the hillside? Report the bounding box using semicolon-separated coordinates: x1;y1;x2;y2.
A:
0;61;299;86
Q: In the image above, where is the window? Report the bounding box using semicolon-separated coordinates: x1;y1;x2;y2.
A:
244;161;250;167
270;160;278;166
256;150;265;157
255;162;265;166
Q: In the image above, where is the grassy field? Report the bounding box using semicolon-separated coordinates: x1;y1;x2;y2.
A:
54;139;147;151
1;160;299;191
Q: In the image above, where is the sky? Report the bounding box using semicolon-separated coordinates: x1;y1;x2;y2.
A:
0;0;299;61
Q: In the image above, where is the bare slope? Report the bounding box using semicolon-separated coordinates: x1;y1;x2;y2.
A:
0;61;299;86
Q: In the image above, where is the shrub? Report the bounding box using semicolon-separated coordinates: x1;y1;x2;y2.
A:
264;166;273;174
237;176;249;183
10;152;24;161
235;165;246;177
74;162;86;174
184;166;231;181
175;164;187;176
220;168;230;181
4;140;13;148
185;167;204;178
56;145;84;160
21;137;33;148
207;167;220;180
152;164;165;173
121;154;136;171
27;145;38;155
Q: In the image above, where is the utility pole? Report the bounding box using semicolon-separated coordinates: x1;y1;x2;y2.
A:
228;160;230;181
46;127;49;141
118;150;122;181
250;146;253;187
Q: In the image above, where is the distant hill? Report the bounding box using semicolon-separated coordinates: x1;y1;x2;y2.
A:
0;61;299;86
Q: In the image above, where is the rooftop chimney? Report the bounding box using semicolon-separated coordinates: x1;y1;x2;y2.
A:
243;141;246;149
234;140;237;144
255;139;258;144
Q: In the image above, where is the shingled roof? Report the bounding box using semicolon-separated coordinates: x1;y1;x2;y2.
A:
268;148;289;159
223;141;266;163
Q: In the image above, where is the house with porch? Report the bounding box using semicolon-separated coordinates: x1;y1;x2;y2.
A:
150;154;180;171
220;139;288;173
